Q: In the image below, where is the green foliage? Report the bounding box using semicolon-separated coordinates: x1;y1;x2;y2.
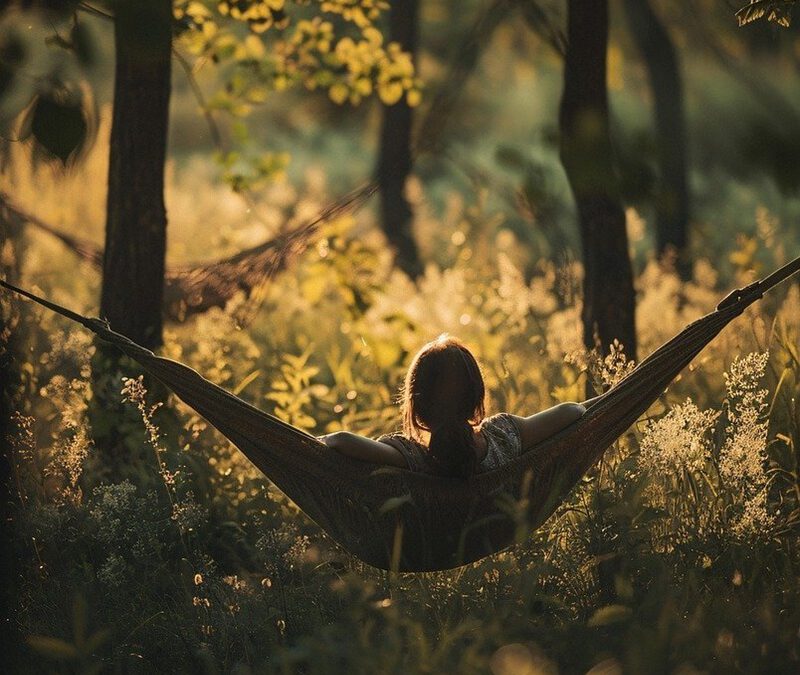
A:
174;1;421;109
26;594;110;674
6;209;800;670
169;0;421;191
215;146;291;191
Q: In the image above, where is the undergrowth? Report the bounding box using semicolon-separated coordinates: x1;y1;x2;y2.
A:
3;196;799;673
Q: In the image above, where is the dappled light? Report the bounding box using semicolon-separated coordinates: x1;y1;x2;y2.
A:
1;0;799;672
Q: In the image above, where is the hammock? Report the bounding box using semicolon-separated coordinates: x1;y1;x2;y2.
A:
1;187;374;323
3;256;797;572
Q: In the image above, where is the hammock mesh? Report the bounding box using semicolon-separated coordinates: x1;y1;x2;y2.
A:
1;185;374;323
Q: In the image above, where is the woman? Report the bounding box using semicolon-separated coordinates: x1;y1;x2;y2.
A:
320;335;587;477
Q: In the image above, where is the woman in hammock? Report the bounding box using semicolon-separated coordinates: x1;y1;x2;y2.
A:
320;335;587;477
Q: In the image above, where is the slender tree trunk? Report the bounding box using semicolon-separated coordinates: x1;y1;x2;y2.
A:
559;0;637;361
623;0;689;273
91;0;172;459
376;0;423;279
100;0;172;347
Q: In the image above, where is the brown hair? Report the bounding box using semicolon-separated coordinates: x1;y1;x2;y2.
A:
401;335;486;478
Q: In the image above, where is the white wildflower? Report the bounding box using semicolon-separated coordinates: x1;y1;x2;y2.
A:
639;399;718;475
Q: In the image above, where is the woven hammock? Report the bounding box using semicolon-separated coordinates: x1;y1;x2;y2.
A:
2;256;798;572
1;187;374;323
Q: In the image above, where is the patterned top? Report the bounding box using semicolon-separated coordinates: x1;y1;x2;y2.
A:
377;413;523;474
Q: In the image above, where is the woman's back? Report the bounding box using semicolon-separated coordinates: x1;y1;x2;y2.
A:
321;335;586;476
378;413;522;474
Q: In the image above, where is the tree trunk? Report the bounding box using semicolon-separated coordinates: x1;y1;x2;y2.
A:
623;0;689;273
559;0;637;361
91;0;172;460
100;0;172;348
376;0;423;279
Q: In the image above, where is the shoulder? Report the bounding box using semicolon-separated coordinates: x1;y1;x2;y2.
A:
481;413;522;440
481;413;522;467
376;433;430;472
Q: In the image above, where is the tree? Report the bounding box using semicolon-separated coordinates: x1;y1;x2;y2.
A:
376;0;422;278
559;0;637;363
175;1;421;192
81;0;173;460
100;0;172;349
623;0;690;273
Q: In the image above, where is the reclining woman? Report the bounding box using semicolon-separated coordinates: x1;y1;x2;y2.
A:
320;335;587;477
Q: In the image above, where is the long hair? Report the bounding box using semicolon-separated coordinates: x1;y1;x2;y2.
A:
401;335;486;478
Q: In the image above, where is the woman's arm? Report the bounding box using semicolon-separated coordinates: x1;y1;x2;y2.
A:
509;402;586;451
318;432;408;468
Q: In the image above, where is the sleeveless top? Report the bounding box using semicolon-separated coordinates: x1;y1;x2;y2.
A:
377;413;523;474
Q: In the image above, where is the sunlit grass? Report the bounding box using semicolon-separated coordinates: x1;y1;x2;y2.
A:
4;160;799;670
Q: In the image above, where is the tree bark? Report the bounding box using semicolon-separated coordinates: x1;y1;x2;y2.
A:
376;0;423;279
623;0;689;273
100;0;172;348
559;0;637;361
91;0;172;460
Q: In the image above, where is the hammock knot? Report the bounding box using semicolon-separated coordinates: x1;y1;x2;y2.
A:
87;317;112;333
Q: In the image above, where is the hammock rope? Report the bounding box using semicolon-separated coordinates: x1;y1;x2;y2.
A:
2;255;797;572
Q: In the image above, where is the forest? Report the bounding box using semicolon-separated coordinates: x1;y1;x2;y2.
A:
0;0;799;672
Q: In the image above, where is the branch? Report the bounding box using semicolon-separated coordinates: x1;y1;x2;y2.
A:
172;47;224;150
516;0;567;57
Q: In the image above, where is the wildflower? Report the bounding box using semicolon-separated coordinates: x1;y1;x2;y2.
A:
639;399;717;475
719;353;774;539
97;553;128;587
